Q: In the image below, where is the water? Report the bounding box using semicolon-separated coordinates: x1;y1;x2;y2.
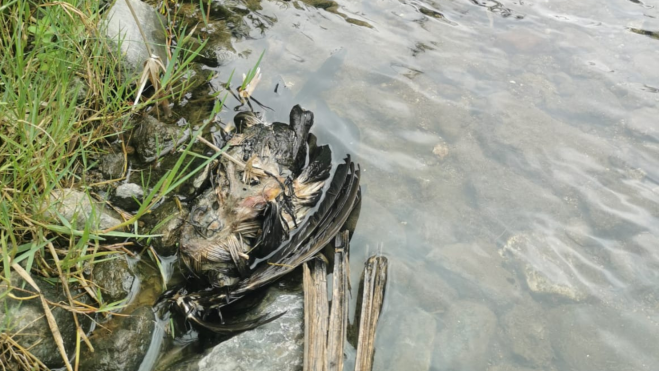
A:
170;0;659;369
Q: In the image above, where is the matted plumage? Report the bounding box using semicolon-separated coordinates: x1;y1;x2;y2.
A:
158;105;361;332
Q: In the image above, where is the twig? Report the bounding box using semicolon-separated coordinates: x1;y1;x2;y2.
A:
197;136;246;168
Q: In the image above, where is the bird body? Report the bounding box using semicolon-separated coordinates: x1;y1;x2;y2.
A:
161;105;361;332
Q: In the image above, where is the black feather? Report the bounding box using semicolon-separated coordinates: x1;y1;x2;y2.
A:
188;311;286;333
234;157;360;295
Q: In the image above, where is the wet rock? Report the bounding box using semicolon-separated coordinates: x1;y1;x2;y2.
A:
131;116;190;163
501;234;588;302
426;241;521;306
549;304;657;371
92;255;136;303
391;259;456;314
0;275;91;369
167;283;304;371
192;37;237;68
104;0;168;80
100;153;125;179
79;306;156;371
141;198;188;256
42;188;126;231
111;183;144;212
433;300;497;370
487;364;546;371
374;296;437;371
501;302;554;368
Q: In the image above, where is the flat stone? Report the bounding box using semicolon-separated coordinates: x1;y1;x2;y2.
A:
42;188;126;231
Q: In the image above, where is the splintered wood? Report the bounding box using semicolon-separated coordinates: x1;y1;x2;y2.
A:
303;257;329;371
303;230;388;371
327;232;350;371
354;255;388;371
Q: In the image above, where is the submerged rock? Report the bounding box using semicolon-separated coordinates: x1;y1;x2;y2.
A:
433;300;497;370
501;234;588;302
42;188;126;231
131;116;190;163
167;283;304;371
104;0;168;80
79;306;156;371
374;297;437;371
501;302;554;368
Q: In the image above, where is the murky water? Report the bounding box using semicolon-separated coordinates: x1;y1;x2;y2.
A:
161;0;659;369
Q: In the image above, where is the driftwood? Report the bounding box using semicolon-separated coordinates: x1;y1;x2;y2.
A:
327;232;350;371
303;230;388;371
353;255;388;371
303;257;329;371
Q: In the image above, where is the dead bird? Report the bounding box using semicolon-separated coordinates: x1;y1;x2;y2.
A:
159;105;361;332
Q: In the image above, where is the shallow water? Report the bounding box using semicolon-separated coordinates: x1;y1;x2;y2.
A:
165;0;659;369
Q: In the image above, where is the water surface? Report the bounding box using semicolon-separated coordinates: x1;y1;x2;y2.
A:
189;0;659;369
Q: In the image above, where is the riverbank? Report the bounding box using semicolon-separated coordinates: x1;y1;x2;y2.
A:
0;1;209;369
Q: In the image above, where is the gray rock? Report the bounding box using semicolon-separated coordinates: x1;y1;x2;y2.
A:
104;0;168;80
42;188;126;231
501;302;554;368
100;153;125;179
79;306;156;371
501;234;588;302
549;305;658;371
391;259;456;314
432;300;498;370
374;297;437;371
92;255;136;303
426;241;521;306
0;276;91;369
112;183;144;211
168;283;304;371
131;116;190;163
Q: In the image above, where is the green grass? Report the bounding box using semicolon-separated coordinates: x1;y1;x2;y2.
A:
0;1;214;369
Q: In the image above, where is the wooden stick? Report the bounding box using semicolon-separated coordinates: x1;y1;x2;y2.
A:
326;231;350;371
354;256;388;371
196;136;246;168
303;257;329;371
